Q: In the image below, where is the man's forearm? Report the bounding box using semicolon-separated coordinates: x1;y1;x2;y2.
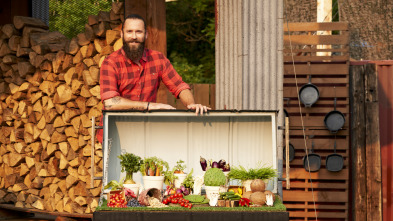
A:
104;96;148;110
178;89;195;107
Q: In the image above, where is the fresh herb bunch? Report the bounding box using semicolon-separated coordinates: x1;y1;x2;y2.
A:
227;165;277;181
182;168;194;189
118;153;143;174
174;160;187;173
164;168;178;186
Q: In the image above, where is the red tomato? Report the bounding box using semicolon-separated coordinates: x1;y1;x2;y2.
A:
185;200;189;203
180;202;184;207
188;204;192;209
169;195;174;199
163;199;169;204
177;193;183;198
173;199;178;204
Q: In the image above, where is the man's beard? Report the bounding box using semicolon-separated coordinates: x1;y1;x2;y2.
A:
123;38;145;62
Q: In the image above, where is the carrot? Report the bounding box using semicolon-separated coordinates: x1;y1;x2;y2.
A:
155;167;160;176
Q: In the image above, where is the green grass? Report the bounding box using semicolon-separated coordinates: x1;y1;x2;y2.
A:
95;197;286;212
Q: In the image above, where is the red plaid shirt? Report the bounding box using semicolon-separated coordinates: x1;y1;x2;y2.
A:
97;48;190;143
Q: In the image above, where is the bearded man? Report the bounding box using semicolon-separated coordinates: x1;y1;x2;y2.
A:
97;14;210;143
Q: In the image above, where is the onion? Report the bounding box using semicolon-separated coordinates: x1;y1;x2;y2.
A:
183;188;190;195
250;179;265;193
176;188;183;194
180;186;186;192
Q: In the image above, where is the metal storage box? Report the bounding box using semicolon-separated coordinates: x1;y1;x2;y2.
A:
102;110;278;193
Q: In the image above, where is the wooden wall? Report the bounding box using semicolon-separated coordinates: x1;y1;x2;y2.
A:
0;0;31;26
282;22;350;220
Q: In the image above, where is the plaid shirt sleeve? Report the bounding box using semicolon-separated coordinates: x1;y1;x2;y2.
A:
160;57;190;98
100;57;120;102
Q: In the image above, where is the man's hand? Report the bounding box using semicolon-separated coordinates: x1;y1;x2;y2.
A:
148;102;176;110
187;104;211;115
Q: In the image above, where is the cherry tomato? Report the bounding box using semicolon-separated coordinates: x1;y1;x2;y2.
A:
180;202;184;207
185;200;189;203
169;195;174;199
188;204;192;209
173;199;178;204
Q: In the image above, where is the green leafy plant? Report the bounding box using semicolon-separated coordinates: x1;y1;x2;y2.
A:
118;153;142;184
227;165;277;182
164;167;177;186
140;157;169;176
204;168;226;186
174;159;187;174
182;168;194;189
104;178;124;191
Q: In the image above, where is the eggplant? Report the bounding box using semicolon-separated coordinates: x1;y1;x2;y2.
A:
212;161;219;168
218;159;226;168
200;156;207;171
223;163;230;172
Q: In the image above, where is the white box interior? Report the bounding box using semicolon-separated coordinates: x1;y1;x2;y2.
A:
102;111;278;193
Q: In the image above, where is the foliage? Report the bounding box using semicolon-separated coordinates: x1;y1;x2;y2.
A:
164;167;177;186
104;178;124;191
140;157;169;176
182;168;194;189
118;153;142;175
49;0;113;39
166;0;215;84
227;165;277;182
174;160;187;173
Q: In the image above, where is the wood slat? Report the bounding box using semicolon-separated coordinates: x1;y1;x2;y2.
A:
283;182;348;189
284;77;349;84
287;116;349;127
287;128;349;136
284;86;348;98
289;139;349;150
284;34;349;45
285;204;347;210
283;190;348;203
285;106;349;114
283;168;349;180
284;63;349;75
284;55;349;62
284;99;349;106
286;158;349;167
284;22;349;32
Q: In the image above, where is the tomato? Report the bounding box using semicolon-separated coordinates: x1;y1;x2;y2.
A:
188;204;192;209
169;195;174;199
177;193;183;198
185;200;189;203
180;202;184;207
163;199;168;204
173;199;178;204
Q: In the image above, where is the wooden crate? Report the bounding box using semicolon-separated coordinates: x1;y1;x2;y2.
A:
283;22;350;221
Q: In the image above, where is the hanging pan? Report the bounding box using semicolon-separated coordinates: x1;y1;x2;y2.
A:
299;63;319;107
299;75;320;107
283;143;295;162
303;138;321;172
326;138;344;172
324;97;345;133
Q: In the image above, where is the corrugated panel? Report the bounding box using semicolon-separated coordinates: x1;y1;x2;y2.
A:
216;0;283;111
216;0;284;196
375;61;393;221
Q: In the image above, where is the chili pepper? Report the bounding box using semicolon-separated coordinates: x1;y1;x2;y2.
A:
239;198;251;207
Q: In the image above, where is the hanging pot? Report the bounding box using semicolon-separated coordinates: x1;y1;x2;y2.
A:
326;139;344;172
299;75;320;107
324;98;345;133
303;139;321;172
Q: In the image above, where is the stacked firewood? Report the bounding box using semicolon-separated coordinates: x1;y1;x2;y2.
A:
0;2;124;214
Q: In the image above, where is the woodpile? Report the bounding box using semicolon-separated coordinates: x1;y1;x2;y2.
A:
0;2;124;214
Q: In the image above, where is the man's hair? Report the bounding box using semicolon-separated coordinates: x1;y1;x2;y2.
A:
122;14;147;31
